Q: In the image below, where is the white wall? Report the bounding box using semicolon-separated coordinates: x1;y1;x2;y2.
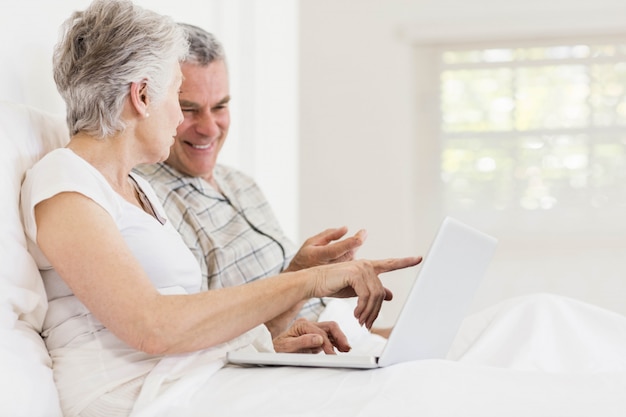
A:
298;0;626;326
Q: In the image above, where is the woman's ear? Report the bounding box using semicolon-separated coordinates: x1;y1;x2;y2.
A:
129;80;150;118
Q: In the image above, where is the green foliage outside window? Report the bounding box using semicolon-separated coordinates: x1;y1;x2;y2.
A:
440;42;626;214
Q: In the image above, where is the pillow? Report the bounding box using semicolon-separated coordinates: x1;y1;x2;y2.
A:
0;101;68;417
0;323;61;417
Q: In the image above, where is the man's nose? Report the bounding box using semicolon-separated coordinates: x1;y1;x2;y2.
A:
195;111;219;137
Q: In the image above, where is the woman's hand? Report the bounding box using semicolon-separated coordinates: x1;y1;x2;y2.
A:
272;318;351;354
309;256;422;329
284;227;366;272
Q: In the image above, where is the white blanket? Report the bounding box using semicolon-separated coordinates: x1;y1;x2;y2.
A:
132;294;626;417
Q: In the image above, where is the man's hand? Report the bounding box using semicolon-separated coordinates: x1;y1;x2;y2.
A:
264;301;306;339
284;227;366;272
272;318;351;354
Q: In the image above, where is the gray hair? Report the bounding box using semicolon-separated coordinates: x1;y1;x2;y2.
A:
53;0;188;138
178;23;226;67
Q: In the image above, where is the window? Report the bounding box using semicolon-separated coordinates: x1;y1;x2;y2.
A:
439;39;626;238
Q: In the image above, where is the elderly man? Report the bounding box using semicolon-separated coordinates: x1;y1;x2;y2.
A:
135;24;368;341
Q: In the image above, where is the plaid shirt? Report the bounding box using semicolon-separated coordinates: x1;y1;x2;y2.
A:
135;162;324;321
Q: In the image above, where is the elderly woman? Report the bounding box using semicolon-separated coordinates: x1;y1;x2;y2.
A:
19;1;419;416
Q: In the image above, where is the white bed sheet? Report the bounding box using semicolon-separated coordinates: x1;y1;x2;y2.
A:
187;361;626;417
132;294;626;417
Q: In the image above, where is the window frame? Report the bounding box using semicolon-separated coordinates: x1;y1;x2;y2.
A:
413;35;626;246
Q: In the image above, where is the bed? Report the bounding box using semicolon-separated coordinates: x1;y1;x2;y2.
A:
2;100;626;417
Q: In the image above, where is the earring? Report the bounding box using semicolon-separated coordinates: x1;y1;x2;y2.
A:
145;112;150;118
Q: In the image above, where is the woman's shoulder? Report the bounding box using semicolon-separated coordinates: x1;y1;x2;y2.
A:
25;148;109;194
28;148;93;179
22;148;120;215
30;147;74;169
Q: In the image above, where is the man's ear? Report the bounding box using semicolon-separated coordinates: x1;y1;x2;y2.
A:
129;80;150;118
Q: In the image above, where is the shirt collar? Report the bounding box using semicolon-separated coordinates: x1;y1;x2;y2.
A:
153;162;229;202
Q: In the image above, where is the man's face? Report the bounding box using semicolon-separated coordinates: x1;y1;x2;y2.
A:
165;60;230;186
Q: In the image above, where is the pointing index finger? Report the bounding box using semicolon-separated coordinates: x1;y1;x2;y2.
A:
372;256;422;274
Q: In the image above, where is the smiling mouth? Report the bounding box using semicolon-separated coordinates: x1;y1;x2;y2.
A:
185;141;213;150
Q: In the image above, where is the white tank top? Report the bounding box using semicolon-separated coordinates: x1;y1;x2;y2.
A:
20;148;203;416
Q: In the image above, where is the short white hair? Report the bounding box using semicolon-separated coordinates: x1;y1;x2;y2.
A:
53;0;188;138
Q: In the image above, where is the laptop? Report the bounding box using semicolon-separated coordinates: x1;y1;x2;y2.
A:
227;216;498;369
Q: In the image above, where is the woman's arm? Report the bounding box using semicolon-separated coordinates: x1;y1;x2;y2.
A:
35;192;419;355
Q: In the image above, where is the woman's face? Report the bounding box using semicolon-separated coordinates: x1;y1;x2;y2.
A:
137;62;184;164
